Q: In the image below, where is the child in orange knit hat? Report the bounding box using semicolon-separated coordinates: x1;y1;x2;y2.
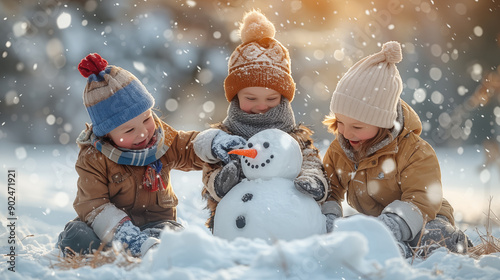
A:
193;10;328;231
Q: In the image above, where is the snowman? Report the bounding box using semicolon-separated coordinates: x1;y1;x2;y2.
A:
213;129;326;242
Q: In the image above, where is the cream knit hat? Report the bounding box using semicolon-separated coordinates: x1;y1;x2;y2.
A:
329;41;403;128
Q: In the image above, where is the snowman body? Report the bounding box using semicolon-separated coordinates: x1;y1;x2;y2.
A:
213;129;326;242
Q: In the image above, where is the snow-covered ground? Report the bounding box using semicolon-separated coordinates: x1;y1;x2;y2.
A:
1;141;499;279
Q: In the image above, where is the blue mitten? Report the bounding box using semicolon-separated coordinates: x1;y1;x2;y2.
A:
113;219;159;257
211;131;246;164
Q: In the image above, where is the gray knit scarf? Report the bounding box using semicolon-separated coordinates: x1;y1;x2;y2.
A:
222;98;296;140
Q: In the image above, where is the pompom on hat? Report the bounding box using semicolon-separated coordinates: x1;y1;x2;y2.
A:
78;53;154;137
224;10;295;102
329;41;404;128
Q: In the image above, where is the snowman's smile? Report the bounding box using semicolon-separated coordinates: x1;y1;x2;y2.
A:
244;154;274;169
229;140;276;169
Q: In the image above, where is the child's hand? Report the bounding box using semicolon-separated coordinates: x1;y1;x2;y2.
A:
211;131;246;164
142;227;163;238
293;176;326;201
416;215;469;255
321;201;343;233
378;213;411;242
325;213;340;233
113;219;159;257
214;160;244;198
142;220;184;238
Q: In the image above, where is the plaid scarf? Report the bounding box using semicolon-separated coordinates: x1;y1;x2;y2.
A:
77;113;178;192
77;113;174;166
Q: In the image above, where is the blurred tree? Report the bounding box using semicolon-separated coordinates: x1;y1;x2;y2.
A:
0;0;499;148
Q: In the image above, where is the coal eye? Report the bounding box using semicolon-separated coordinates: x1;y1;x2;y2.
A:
263;142;270;148
248;142;253;148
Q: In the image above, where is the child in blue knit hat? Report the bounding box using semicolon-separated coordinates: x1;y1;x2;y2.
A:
56;53;205;257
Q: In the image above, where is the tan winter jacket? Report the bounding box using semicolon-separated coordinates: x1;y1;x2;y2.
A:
73;121;204;228
199;124;328;229
323;100;455;229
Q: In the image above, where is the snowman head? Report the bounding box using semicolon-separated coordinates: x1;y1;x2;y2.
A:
229;129;303;180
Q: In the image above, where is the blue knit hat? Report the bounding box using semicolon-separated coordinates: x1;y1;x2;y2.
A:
78;53;154;137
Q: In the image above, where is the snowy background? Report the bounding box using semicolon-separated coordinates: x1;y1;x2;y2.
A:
1;0;500;279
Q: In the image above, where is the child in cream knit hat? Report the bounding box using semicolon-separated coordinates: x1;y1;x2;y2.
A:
322;41;470;258
192;10;328;232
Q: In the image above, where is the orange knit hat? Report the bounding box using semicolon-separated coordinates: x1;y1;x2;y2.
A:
224;10;295;102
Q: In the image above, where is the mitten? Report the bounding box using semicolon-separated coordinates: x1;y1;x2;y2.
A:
142;227;163;239
140;237;160;257
211;131;246;164
293;175;326;201
325;213;340;233
113;219;159;257
214;160;244;198
322;201;343;233
414;215;469;255
164;220;184;231
443;229;468;254
378;213;412;242
396;241;413;259
142;220;184;238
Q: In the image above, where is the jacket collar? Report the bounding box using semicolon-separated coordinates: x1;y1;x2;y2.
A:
339;99;404;163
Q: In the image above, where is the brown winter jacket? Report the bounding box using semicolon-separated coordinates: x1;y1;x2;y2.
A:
200;124;328;230
73;121;204;227
323;100;455;226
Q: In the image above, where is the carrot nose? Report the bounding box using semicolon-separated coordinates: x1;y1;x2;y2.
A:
228;148;258;159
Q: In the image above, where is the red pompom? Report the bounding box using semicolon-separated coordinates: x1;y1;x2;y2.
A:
78;53;108;78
